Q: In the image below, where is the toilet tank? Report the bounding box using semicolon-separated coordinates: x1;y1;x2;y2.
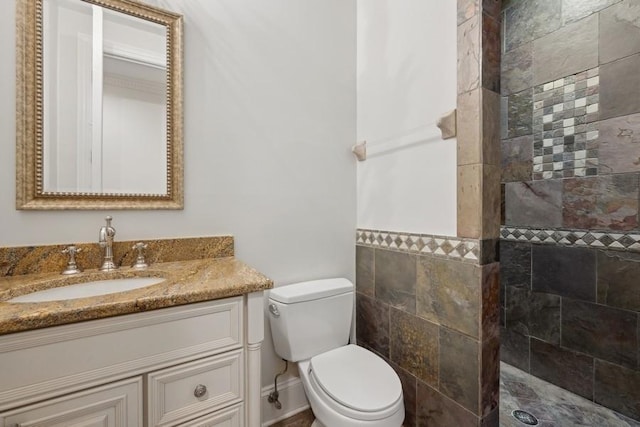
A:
268;278;354;362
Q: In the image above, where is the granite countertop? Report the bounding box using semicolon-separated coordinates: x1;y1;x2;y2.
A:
0;257;273;335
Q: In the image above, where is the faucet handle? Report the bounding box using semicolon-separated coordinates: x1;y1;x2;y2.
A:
132;242;149;269
61;245;82;275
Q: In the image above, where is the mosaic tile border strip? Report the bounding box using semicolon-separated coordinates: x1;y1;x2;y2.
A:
532;67;600;180
356;229;480;262
501;226;640;252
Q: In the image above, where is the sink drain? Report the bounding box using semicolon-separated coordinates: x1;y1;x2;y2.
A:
512;409;538;425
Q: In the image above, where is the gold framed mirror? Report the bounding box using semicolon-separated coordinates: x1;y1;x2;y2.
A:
16;0;183;210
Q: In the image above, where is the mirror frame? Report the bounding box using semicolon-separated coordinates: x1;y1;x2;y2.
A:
16;0;184;210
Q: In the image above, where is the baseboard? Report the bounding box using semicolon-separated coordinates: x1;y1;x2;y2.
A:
261;377;310;426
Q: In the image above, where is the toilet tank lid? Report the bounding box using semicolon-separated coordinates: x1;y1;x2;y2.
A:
269;278;353;304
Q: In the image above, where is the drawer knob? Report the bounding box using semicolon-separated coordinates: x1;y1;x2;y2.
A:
194;384;207;398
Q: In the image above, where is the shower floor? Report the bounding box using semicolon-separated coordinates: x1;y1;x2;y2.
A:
500;362;640;427
271;362;640;426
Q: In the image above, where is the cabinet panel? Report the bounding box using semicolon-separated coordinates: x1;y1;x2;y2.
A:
0;298;242;411
147;350;244;427
0;378;141;427
181;404;243;427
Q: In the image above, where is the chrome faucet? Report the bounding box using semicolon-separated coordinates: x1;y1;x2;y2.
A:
99;216;117;271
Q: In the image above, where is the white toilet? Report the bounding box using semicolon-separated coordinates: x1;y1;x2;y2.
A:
268;278;405;427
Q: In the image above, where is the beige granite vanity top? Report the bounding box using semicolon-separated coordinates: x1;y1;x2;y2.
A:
0;257;273;335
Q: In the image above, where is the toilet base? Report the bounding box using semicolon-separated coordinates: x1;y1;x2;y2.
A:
311;420;325;427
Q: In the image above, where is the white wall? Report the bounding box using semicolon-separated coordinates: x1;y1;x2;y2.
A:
0;0;356;391
357;0;457;236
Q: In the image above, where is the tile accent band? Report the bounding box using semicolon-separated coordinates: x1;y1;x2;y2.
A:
501;226;640;252
356;229;480;263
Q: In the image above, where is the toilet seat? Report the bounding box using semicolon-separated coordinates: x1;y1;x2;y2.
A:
307;345;403;422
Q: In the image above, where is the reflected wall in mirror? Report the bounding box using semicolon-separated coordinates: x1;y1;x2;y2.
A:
16;0;183;209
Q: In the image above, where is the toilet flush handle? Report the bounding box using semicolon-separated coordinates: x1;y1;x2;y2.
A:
269;303;280;317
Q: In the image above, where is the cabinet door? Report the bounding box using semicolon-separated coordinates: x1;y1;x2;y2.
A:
0;378;141;427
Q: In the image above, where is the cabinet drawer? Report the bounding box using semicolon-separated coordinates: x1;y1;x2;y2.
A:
180;403;243;427
0;298;242;412
147;350;244;427
0;377;142;427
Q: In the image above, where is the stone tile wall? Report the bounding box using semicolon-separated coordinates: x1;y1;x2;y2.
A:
501;0;640;421
500;240;640;420
356;232;500;427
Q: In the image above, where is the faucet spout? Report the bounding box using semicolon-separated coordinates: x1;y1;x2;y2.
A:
99;216;117;271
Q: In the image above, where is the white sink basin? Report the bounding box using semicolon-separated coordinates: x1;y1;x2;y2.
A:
8;277;165;303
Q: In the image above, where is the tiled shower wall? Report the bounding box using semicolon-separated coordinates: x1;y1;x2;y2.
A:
356;230;499;427
500;0;640;421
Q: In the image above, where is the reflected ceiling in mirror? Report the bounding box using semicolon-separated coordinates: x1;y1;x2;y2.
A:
16;0;183;210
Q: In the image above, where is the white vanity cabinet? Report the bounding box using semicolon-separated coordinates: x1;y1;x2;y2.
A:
0;377;143;427
0;292;264;427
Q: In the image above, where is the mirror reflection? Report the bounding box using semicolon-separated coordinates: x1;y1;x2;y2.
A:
16;0;183;210
43;0;167;194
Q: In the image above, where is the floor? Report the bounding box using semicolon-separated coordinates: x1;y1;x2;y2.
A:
500;362;640;427
270;363;640;427
269;409;314;427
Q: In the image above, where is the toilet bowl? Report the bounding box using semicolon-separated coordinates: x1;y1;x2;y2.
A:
268;279;404;427
299;345;404;427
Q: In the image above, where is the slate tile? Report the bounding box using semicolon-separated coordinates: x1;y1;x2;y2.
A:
458;13;480;94
481;408;499;427
600;0;640;64
480;238;499;265
500;326;530;372
533;14;599;85
504;180;563;228
532;245;596;302
458;0;479;25
528;292;561;344
439;328;480;414
562;298;638;368
597;250;640;312
356;245;374;297
501;42;533;96
482;262;501;343
458;164;483;238
600;53;640;120
503;0;561;52
417;381;479;427
390;361;417;427
482;91;502;166
482;13;501;93
501;135;533;182
595;360;640;421
505;285;530;335
500;240;531;289
481;165;502;240
356;293;389;358
481;336;500;417
417;257;481;338
501;96;509;140
530;338;594;400
458;89;501;167
563;0;622;25
482;0;501;20
389;308;439;386
563;174;639;231
375;249;416;313
598;113;640;174
507;89;533;138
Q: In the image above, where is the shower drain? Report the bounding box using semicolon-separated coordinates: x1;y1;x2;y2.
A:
512;409;539;425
